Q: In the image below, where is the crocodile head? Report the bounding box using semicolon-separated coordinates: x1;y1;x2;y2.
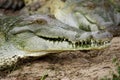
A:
10;14;112;51
0;0;115;69
0;13;113;70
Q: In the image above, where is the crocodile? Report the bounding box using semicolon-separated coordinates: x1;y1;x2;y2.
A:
0;0;119;70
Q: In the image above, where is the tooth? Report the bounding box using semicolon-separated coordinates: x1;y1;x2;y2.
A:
85;41;87;45
81;41;83;47
78;42;80;47
104;42;106;45
104;41;108;45
81;41;83;46
91;39;94;47
106;41;109;44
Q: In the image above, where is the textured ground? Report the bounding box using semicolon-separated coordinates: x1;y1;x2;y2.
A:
0;37;120;80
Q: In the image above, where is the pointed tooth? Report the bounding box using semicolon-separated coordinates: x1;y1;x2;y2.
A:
91;39;94;47
85;41;87;45
81;40;83;46
78;42;80;48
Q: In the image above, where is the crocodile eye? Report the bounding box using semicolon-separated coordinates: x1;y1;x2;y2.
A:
0;0;25;11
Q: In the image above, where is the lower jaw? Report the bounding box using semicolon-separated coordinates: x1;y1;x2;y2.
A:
0;42;110;70
18;42;111;53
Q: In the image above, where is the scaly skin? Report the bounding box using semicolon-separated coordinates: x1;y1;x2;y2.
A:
0;15;112;70
0;0;119;70
12;0;119;37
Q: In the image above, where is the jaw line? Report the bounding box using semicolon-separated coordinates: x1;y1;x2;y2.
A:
16;36;111;52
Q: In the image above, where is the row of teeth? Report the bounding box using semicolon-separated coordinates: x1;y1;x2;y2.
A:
40;36;110;48
70;40;110;48
42;38;110;48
